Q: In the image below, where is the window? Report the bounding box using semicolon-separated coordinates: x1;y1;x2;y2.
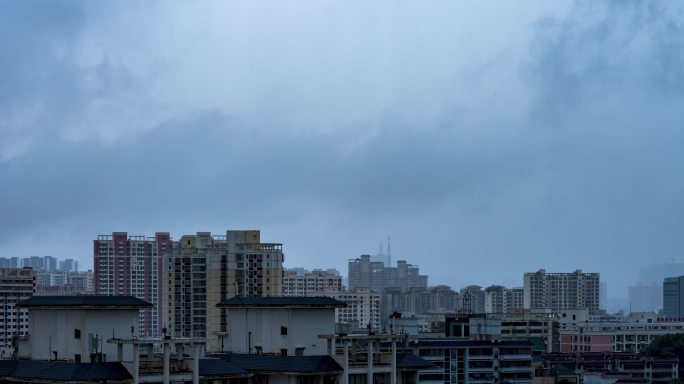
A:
74;329;81;339
281;326;288;335
281;348;288;356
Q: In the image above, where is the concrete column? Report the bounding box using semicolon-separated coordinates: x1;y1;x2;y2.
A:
117;343;123;362
391;339;397;384
132;344;139;384
163;342;170;384
368;340;374;384
343;340;349;384
192;344;200;384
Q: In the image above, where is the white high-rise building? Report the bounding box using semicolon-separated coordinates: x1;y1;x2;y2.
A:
0;268;35;357
283;269;342;296
523;269;600;313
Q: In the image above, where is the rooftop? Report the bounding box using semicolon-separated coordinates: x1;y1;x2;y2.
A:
0;361;131;382
218;296;346;308
18;295;153;308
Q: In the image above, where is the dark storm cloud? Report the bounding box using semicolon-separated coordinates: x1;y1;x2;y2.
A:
0;0;683;298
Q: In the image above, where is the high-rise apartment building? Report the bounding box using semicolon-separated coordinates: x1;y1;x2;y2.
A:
162;230;283;352
663;276;684;318
329;288;381;331
484;285;524;315
0;268;35;357
282;269;342;296
523;269;600;313
93;232;173;337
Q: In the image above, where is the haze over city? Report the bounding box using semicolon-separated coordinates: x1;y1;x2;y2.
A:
2;1;684;301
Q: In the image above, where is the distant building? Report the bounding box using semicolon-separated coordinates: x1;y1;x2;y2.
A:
0;268;35;357
329;288;382;332
628;282;662;313
282;268;342;296
94;232;173;338
484;285;524;315
382;286;459;320
523;269;600;313
460;285;485;314
663;275;684;318
348;255;427;292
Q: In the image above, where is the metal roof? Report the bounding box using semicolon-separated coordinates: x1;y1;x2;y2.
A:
218;296;346;308
0;361;132;382
18;295;153;308
207;354;343;374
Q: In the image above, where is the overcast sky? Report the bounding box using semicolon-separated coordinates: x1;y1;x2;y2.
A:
1;1;684;300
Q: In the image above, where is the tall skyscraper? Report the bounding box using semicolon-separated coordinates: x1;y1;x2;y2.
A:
162;230;283;352
93;232;173;337
663;276;684;318
523;269;600;313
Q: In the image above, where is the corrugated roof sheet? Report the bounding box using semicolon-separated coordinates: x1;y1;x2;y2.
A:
208;354;343;373
218;296;346;308
0;361;132;381
414;339;533;348
199;359;250;376
396;353;435;369
18;295;152;308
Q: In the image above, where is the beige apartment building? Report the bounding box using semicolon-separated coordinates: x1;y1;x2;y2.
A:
162;230;283;352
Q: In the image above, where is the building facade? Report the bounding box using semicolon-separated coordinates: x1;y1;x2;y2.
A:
663;275;684;318
414;339;533;384
523;269;600;313
163;230;284;352
94;232;173;337
348;255;427;292
329;288;382;332
0;268;35;357
282;268;342;296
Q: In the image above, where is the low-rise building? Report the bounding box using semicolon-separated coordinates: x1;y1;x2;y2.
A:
218;296;346;356
412;339;534;384
17;295;152;362
543;352;679;384
558;311;684;353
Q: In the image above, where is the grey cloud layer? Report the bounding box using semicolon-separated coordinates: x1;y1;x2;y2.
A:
1;1;683;297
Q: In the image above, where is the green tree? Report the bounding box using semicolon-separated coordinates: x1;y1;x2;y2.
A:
641;333;684;360
642;333;684;379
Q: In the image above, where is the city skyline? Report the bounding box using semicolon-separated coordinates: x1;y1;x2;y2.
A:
2;1;684;303
4;232;684;304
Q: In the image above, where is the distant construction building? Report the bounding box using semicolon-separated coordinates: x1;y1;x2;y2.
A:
523;269;600;313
